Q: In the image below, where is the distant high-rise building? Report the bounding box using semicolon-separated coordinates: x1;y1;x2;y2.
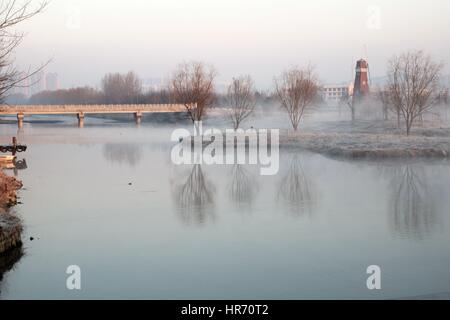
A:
29;71;45;96
353;59;370;104
6;70;59;98
45;73;59;91
8;72;30;97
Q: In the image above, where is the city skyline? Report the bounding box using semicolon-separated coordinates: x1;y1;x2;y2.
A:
9;71;59;97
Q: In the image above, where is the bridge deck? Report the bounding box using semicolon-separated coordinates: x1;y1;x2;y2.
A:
0;104;187;115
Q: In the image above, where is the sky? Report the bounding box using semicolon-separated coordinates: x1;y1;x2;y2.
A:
14;0;450;90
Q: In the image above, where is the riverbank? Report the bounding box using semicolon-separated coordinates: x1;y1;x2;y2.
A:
188;122;450;160
0;171;22;213
0;171;23;254
278;120;450;159
280;131;450;159
178;110;450;159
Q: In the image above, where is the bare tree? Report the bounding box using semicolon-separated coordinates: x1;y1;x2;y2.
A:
376;87;390;121
443;89;449;106
226;75;256;130
274;66;318;131
386;88;402;128
387;51;443;135
170;61;216;127
339;92;356;122
101;71;142;104
0;0;48;103
375;85;403;127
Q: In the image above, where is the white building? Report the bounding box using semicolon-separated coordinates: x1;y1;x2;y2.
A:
321;83;353;103
6;71;59;98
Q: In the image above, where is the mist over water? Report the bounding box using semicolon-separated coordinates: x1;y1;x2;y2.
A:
1;113;450;299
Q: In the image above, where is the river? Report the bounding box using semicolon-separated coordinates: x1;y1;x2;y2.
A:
1;114;450;299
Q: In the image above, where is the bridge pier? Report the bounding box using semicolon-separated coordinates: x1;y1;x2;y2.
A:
134;112;142;126
17;113;24;129
77;112;85;128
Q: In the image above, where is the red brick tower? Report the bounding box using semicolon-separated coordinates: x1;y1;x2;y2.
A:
353;59;370;104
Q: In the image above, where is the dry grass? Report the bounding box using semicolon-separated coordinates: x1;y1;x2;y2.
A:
0;171;23;254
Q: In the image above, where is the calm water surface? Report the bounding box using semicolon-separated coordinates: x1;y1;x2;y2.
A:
1;116;450;299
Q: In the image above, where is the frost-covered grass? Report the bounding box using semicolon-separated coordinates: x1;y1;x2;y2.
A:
280;119;450;159
281;131;450;158
201;107;450;159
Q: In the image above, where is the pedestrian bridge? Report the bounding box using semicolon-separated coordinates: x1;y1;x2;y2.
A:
0;104;189;127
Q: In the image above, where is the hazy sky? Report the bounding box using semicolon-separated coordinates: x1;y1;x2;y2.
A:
15;0;450;89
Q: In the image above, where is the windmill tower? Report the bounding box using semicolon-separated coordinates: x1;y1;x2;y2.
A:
352;59;370;104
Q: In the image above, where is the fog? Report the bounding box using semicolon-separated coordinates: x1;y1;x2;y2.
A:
14;0;450;89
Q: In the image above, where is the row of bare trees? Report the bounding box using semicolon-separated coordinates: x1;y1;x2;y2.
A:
101;71;142;104
29;86;104;105
170;61;320;131
0;1;445;137
6;55;447;137
19;71;171;105
172;54;446;136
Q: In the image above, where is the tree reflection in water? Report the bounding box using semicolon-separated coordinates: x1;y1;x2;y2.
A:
172;165;215;225
277;155;315;216
0;246;23;297
228;164;259;209
103;143;143;167
388;165;437;239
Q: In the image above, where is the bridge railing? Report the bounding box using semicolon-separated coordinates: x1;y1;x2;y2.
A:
0;104;189;114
